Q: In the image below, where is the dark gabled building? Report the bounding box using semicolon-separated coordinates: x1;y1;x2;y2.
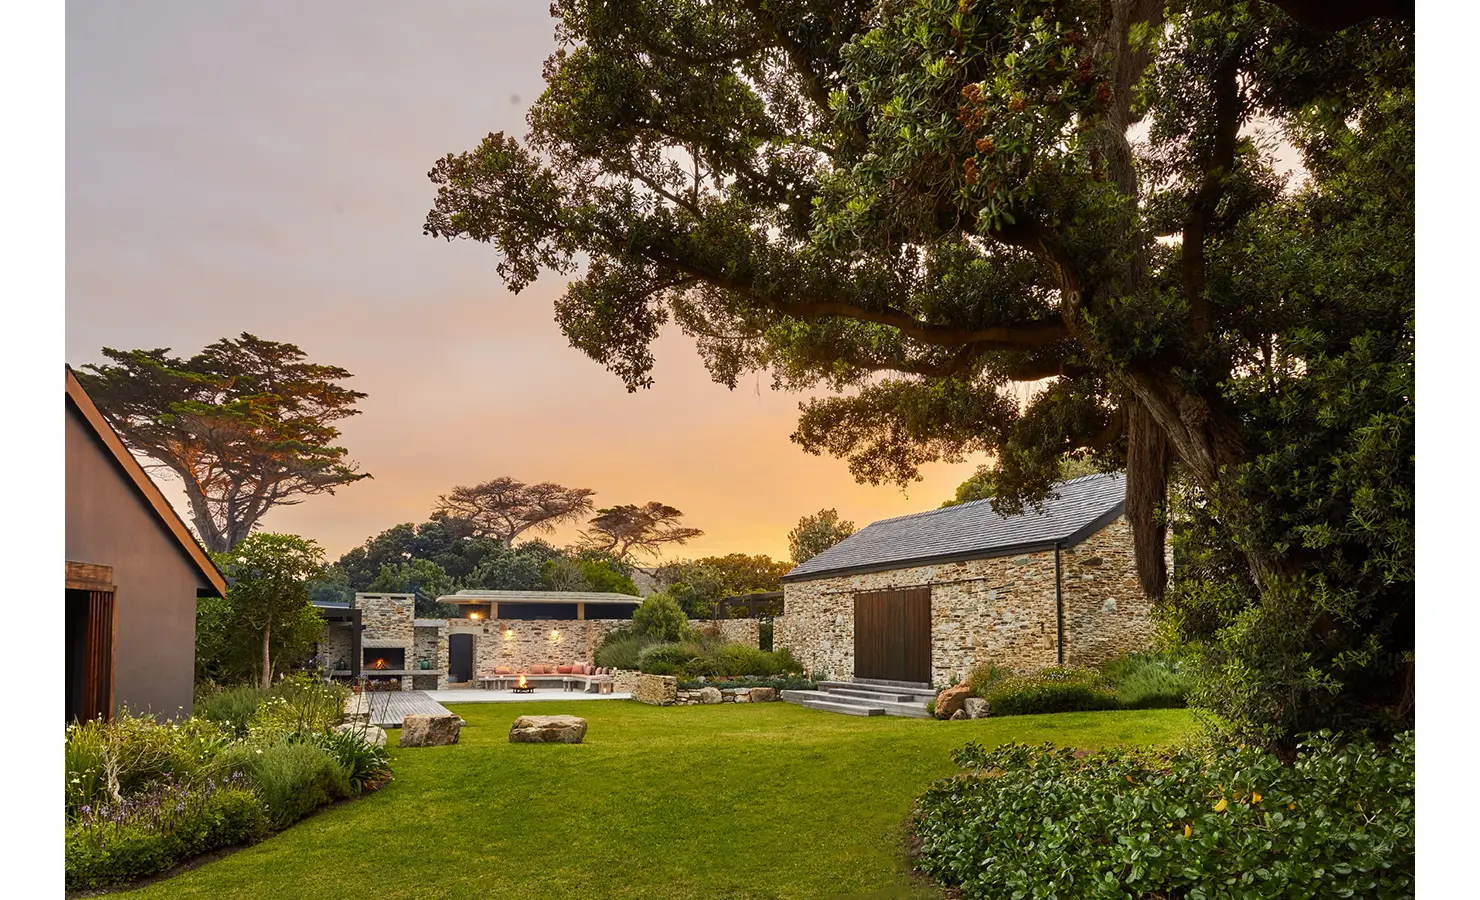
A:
65;367;227;722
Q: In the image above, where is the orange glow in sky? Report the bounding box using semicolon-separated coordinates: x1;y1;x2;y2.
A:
65;2;986;563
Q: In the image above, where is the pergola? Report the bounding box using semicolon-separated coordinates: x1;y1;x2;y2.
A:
435;590;643;622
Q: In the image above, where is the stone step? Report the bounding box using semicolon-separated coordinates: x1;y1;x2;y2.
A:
784;689;930;719
822;686;919;703
800;697;885;716
853;677;934;690
817;680;938;702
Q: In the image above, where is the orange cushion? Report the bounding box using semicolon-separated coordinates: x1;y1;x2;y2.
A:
556;665;574;675
495;666;513;675
530;664;549;675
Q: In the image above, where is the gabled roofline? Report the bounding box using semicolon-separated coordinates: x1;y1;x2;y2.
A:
66;367;228;597
781;501;1126;584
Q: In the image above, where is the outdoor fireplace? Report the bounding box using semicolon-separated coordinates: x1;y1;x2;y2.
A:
363;648;405;671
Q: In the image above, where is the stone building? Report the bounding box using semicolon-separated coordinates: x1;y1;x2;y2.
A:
317;590;644;690
775;473;1159;687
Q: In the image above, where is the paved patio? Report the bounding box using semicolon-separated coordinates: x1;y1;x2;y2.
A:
423;688;632;704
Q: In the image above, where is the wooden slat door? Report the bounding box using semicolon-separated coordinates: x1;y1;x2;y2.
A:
83;589;115;722
853;587;931;683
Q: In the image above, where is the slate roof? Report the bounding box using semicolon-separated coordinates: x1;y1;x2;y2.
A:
782;472;1127;583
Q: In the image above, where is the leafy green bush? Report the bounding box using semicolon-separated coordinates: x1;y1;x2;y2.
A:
675;675;816;692
212;740;349;830
913;732;1414;900
247;675;347;742
631;593;690;642
637;641;701;674
1099;651;1193;710
594;629;659;670
65;773;268;890
195;684;271;738
972;667;1121;716
65;711;232;816
312;728;393;795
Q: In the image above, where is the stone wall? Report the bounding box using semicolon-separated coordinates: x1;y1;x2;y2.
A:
633;673;677;706
1058;517;1155;667
319;625;356;671
777;516;1155;686
612;669;643;693
690;617;762;647
673;686;780;705
448;617;633;679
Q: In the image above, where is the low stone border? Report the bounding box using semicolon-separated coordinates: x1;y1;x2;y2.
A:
632;674;780;706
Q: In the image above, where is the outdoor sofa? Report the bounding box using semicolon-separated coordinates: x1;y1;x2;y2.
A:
477;663;615;693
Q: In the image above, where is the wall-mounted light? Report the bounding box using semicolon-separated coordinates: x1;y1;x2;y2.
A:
504;627;514;640
469;611;482;620
550;628;561;641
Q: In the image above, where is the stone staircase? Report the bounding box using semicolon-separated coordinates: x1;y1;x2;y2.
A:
781;678;935;718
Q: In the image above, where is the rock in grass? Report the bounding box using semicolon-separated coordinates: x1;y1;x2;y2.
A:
749;687;778;702
401;714;461;747
698;687;723;705
934;683;972;719
964;698;989;719
333;722;388;747
509;715;587;744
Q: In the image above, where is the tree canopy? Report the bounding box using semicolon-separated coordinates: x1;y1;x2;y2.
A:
431;477;596;548
788;509;858;565
75;333;370;553
202;532;327;689
579;502;705;561
426;0;1412;746
654;553;791;617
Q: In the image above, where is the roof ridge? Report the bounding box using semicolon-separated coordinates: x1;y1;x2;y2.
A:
861;471;1122;528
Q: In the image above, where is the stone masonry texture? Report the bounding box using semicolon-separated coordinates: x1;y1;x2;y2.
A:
775;516;1156;686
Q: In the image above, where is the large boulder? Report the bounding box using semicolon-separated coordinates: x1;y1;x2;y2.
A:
400;714;461;747
964;697;990;720
333;722;388;748
698;686;723;705
748;687;778;703
509;715;588;744
934;683;973;720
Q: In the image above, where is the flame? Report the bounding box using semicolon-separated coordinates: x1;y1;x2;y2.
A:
372;658;387;670
518;674;527;688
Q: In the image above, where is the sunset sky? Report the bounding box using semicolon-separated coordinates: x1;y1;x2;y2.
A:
64;1;986;563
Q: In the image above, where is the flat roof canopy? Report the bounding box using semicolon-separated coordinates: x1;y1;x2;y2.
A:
437;590;643;606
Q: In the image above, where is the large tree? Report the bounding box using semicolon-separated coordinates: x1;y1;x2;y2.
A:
425;1;1412;745
787;509;858;565
579;502;704;561
204;532;327;690
430;477;596;548
75;333;370;553
655;553;792;617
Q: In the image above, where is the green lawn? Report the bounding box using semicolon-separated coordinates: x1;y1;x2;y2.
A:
126;701;1197;900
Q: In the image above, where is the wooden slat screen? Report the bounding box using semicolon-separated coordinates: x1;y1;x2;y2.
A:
83;590;115;722
853;587;931;683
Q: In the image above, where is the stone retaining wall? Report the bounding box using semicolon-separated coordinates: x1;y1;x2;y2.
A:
674;686;779;705
633;673;677;706
689;618;762;647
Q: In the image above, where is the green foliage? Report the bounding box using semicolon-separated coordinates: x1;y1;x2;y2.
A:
66;776;269;890
637;641;700;674
194;684;271;740
593;628;659;670
246;675;347;743
73;332;369;553
311;729;393;795
972;667;1122;716
913;732;1415;899
579;501;705;561
423;0;1414;748
631;593;689;641
206;533;328;689
656;553;788;617
946;458;1105;507
787;509;857;565
212;741;350;830
1101;651;1194;710
65;711;233;817
674;675;817;692
543;555;641;595
759;620;774;652
367;558;458;616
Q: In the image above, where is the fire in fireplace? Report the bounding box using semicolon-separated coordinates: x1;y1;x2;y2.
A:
363;648;406;670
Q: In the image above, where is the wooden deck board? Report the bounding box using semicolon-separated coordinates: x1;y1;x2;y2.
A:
345;690;455;728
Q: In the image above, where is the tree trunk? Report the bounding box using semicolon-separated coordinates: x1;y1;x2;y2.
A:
260;616;273;691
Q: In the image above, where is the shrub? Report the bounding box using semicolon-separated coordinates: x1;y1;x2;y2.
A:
973;667;1121;716
638;641;701;674
1099;651;1193;710
594;629;659;670
212;740;349;830
913;731;1414;900
248;675;347;742
675;675;816;692
631;593;690;642
65;773;268;890
195;684;271;738
312;728;393;795
65;711;232;816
